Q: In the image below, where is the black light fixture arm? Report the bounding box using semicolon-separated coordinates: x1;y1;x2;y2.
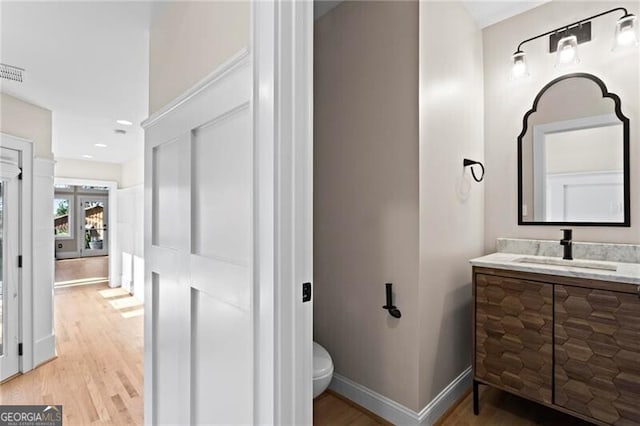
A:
515;7;630;53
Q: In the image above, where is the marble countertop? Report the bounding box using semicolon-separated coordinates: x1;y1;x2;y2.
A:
470;252;640;286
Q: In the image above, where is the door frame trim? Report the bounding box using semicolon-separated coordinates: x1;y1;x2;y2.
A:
0;133;34;373
253;1;314;423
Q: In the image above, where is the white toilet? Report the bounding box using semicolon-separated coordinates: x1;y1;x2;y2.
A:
313;341;334;398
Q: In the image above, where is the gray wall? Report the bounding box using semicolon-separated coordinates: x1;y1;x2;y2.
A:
314;0;485;412
483;1;639;249
418;1;485;408
314;1;421;411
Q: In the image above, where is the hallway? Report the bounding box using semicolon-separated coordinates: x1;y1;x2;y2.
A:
0;283;143;425
55;256;109;287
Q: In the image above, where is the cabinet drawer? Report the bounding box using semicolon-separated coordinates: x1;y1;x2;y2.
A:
475;273;553;404
555;285;640;425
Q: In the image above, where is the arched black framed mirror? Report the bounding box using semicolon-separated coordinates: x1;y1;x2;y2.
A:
518;73;630;226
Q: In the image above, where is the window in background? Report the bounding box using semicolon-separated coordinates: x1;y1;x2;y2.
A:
54;196;74;239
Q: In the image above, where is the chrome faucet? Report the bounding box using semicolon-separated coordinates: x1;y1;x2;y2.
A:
560;229;573;260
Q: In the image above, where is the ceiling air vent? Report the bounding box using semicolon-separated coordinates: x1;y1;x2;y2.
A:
114;129;127;135
0;63;25;82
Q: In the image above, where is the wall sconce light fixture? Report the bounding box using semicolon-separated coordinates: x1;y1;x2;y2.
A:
512;7;638;78
614;14;639;49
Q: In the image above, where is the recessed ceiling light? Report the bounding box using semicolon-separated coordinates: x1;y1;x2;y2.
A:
95;143;108;148
82;154;93;159
116;119;133;126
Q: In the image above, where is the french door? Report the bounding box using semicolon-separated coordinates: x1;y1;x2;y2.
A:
78;195;108;257
0;146;21;381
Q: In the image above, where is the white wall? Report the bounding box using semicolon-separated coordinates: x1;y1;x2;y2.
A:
418;0;484;409
33;159;56;365
546;125;623;174
149;1;249;114
0;93;53;159
116;184;144;300
121;155;144;188
54;157;122;185
118;156;144;298
483;1;639;248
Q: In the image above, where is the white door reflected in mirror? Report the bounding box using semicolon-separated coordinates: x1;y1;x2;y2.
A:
534;119;624;222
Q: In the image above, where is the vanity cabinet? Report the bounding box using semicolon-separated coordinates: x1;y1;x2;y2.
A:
475;274;553;404
473;267;640;426
555;285;640;425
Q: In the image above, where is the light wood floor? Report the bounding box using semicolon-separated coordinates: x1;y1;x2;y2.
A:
316;385;595;426
437;386;594;425
0;283;143;425
1;274;592;425
314;391;391;425
55;256;109;287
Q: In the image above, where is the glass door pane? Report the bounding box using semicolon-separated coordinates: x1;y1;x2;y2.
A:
80;197;108;256
53;198;71;238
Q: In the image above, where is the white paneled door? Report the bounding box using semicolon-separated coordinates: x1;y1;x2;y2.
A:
144;2;313;424
144;55;259;425
0;147;21;381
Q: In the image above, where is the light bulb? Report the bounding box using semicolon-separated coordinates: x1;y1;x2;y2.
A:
614;14;639;49
556;35;580;66
511;51;528;78
618;28;636;45
559;45;576;62
513;62;526;77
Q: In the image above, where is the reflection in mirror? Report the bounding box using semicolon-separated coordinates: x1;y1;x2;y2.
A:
518;73;629;226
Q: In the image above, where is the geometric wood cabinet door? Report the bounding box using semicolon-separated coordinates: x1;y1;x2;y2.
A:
475;274;554;404
555;285;640;425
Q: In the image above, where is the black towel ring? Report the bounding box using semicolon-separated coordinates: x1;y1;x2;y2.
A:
463;158;485;183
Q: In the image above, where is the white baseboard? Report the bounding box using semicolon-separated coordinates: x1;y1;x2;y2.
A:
417;366;472;424
329;374;419;425
33;334;56;368
329;366;472;426
55;251;81;260
120;275;132;292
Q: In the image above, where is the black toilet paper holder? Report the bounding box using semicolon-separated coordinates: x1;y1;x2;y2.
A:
382;283;401;319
